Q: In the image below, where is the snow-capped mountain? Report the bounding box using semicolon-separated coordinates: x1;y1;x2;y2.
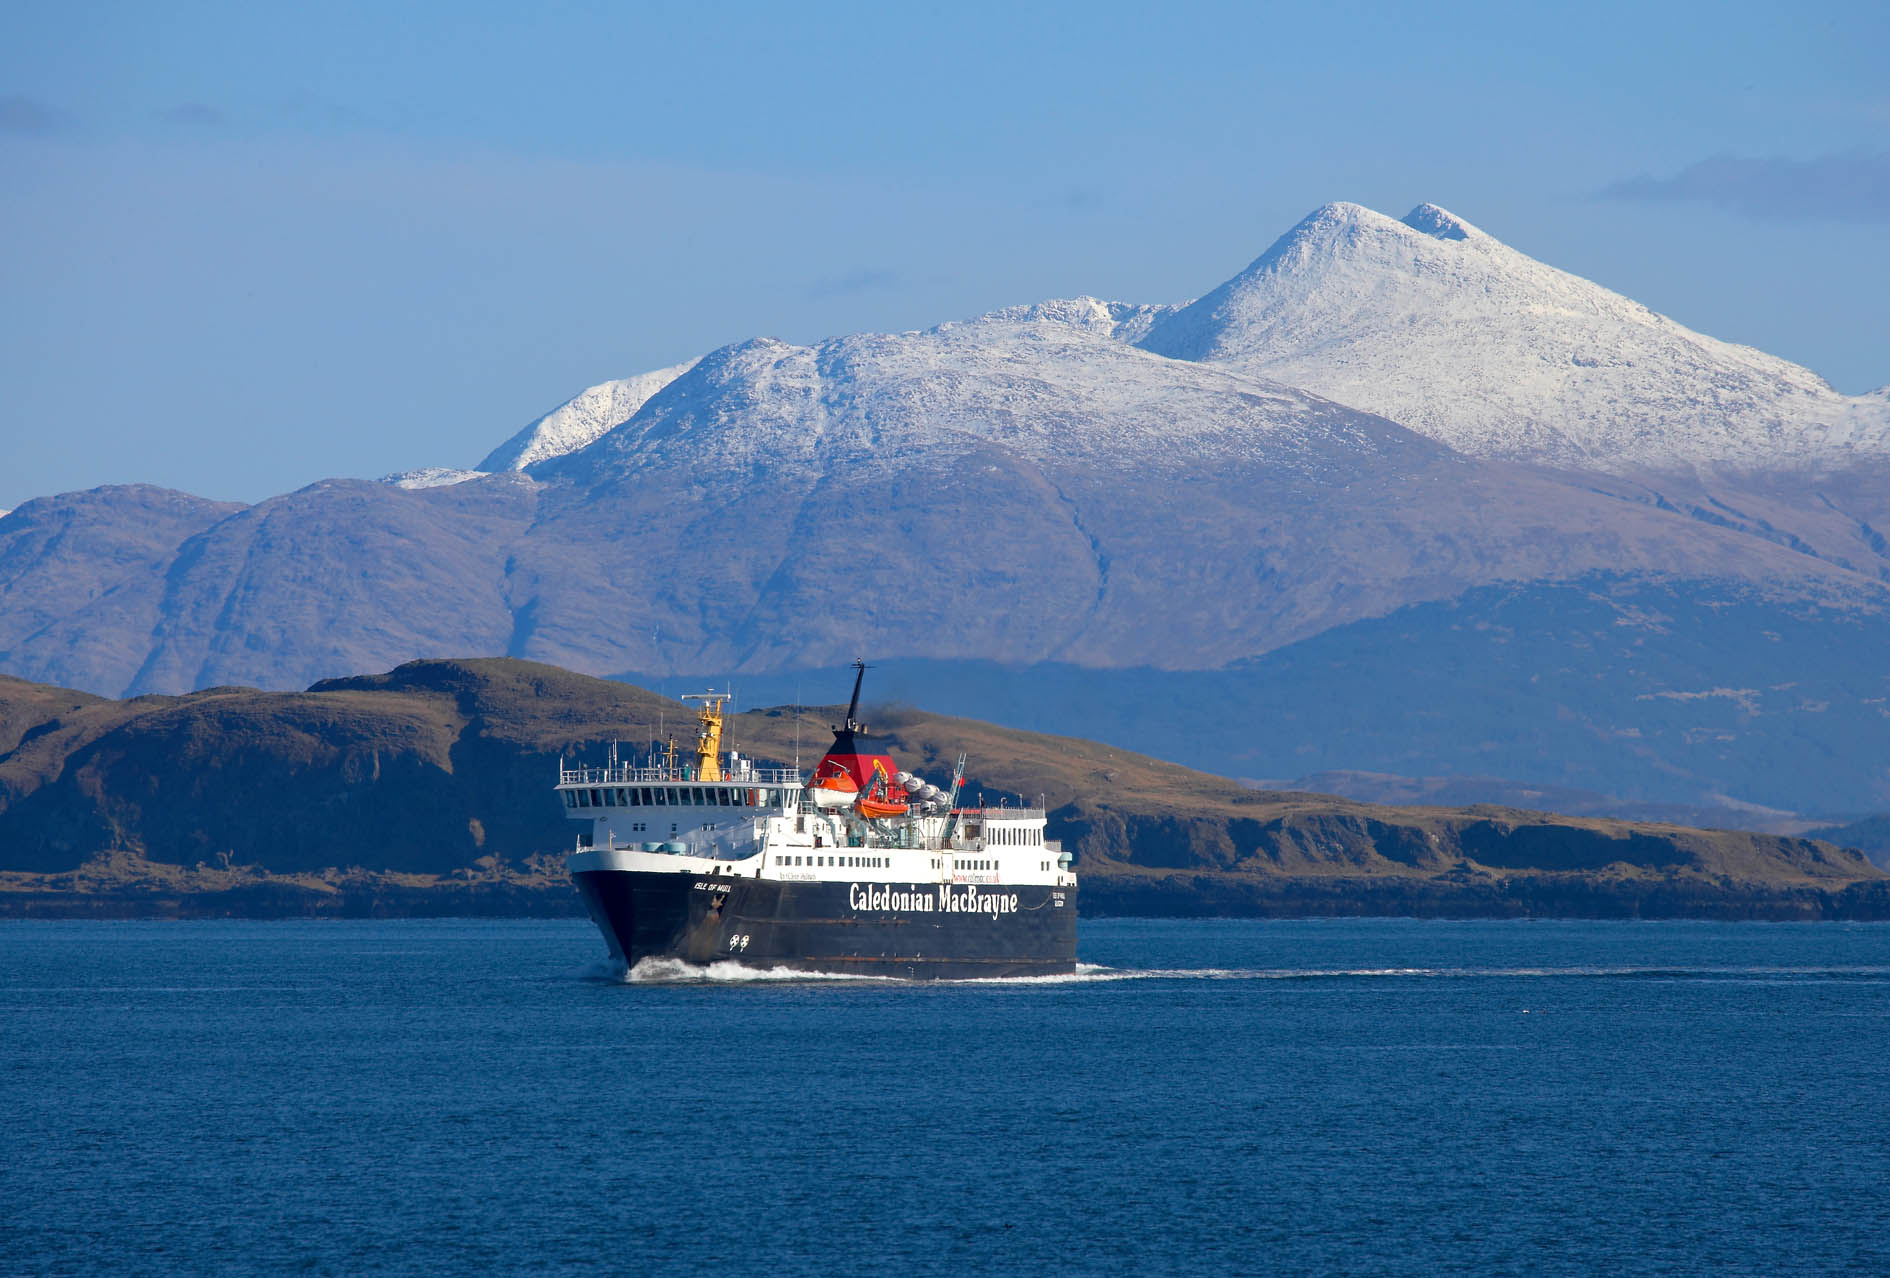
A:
4;201;1889;814
477;359;699;472
502;306;1881;677
1136;202;1890;471
471;202;1887;481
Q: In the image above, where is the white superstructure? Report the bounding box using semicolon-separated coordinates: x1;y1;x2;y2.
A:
561;765;1074;890
558;682;1074;891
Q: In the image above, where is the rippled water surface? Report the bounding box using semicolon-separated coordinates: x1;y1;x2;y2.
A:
5;918;1888;1275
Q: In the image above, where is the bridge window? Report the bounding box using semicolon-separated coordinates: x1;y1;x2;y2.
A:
563;791;576;809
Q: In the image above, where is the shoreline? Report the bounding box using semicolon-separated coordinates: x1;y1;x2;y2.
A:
7;870;1887;923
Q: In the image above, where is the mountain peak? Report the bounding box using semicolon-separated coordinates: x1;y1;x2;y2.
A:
1400;203;1482;241
1138;200;1889;469
1271;201;1406;246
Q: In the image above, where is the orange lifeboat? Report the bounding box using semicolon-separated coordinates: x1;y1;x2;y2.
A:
807;766;860;809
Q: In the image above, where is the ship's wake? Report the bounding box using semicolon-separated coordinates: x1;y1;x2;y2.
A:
964;963;1890;985
584;958;1890;986
610;957;901;983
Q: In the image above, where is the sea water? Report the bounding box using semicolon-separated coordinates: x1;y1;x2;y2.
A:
3;918;1887;1275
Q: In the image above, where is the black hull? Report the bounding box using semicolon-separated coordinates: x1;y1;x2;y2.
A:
572;870;1078;980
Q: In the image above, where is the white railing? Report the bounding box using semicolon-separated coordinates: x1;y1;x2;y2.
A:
967;807;1046;821
559;765;804;787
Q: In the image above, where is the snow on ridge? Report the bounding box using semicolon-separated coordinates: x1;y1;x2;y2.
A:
548;308;1434;494
477;359;700;472
957;296;1177;343
379;467;490;490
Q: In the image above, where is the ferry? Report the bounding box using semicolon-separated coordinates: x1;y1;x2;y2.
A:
563;663;1078;978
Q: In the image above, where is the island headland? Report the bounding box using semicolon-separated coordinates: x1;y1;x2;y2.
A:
1;658;1882;921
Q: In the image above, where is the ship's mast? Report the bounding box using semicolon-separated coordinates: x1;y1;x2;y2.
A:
679;690;731;782
839;658;869;734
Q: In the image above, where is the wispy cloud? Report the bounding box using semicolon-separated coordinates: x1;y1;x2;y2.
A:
0;92;73;134
804;267;900;300
1602;150;1890;224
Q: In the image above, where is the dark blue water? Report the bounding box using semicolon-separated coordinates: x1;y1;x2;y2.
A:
5;919;1888;1275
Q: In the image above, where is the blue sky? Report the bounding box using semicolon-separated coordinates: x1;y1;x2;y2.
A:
3;0;1887;509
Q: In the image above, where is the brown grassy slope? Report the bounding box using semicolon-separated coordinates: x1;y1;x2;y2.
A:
0;675;109;759
0;658;1878;899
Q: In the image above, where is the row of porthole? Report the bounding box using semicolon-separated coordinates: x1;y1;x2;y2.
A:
779;854;888;868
